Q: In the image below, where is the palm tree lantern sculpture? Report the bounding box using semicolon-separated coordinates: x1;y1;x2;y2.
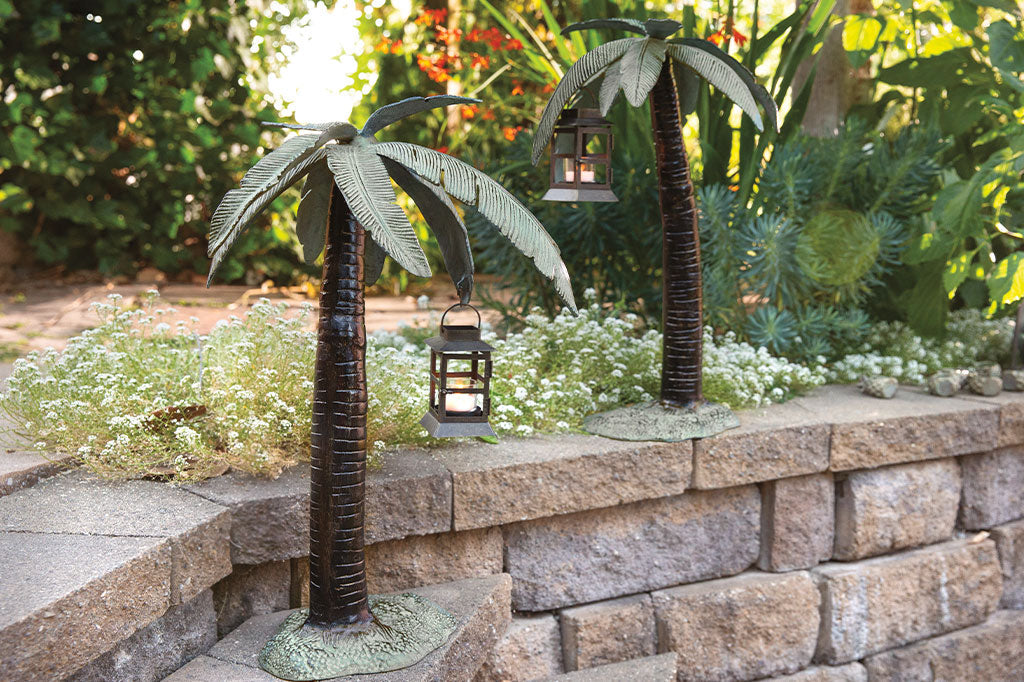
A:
533;17;778;441
421;304;496;438
205;95;576;680
541;108;617;203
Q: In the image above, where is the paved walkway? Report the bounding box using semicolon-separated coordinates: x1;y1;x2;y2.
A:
0;279;500;356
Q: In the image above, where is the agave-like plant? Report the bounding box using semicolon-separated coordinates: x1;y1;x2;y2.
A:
207;95;575;680
532;17;777;439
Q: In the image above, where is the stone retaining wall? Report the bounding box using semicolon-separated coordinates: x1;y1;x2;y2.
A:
1;384;1023;680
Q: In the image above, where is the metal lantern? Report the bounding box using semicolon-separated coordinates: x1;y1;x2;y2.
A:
420;304;496;438
541;108;618;203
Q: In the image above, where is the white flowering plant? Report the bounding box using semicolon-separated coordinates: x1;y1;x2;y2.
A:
0;290;832;481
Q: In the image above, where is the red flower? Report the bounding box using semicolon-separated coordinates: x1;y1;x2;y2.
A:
707;28;726;46
482;109;495;120
511;81;525;96
505;38;524;50
461;104;479;119
732;28;748;46
503;125;523;141
416;8;447;26
470;53;490;69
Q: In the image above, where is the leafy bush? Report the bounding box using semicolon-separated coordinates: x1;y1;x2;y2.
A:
1;291;825;481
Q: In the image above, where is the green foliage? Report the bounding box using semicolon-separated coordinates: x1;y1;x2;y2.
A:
1;291;825;481
700;121;945;360
0;1;305;280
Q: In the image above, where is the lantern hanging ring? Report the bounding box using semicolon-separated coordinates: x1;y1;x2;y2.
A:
440;302;482;328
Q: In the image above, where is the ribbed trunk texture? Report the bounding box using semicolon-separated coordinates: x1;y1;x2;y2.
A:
650;59;703;408
307;185;372;628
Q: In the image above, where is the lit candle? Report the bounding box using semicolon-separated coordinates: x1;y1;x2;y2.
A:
445;378;478;414
579;164;595;183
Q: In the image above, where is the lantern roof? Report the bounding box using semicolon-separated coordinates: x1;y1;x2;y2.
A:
426;327;495;353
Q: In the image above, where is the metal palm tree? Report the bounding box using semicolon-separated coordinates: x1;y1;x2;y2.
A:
532;17;777;441
207;95;575;680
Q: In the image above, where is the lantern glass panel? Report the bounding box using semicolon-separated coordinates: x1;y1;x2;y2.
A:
554;131;575;154
554;157;576;184
577;162;606;184
583;133;608;154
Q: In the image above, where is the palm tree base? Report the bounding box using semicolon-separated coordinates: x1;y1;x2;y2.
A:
583;400;739;442
258;594;456;681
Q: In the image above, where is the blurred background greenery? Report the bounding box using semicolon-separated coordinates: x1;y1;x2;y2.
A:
0;0;1022;361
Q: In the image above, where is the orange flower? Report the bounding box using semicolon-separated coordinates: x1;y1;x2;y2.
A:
732;29;748;46
707;28;726;46
461;104;479;119
436;145;449;154
542;82;555;93
505;38;524;50
435;25;463;46
470;53;490;69
511;81;525;96
416;8;447;26
503;125;523;141
482;109;495;120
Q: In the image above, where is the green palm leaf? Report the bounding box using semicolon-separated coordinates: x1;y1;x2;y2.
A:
361;95;479;138
373;142;576;312
325;143;431;278
364;235;387;286
382;158;474;304
667;40;775;132
295;161;333;265
531;38;637;165
207;133;326;284
598;60;623;116
619;38;668;107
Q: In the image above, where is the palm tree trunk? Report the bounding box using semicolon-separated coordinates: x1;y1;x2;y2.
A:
307;184;372;628
650;60;703;408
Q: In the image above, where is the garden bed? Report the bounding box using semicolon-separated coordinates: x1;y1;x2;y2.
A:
2;384;1023;680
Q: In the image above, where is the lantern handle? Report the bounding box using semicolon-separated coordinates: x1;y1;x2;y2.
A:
441;303;482;329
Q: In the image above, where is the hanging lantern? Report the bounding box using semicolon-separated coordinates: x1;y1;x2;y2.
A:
542;108;618;203
420;304;496;438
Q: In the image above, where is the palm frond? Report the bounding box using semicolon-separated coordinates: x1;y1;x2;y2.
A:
561;18;647;36
361;96;479;138
325;143;431;278
295;161;333;265
619;38;668;107
262;121;340;131
668;40;775;132
207;133;326;284
382;157;474;304
364;234;386;286
598;60;623;116
531;38;637;165
374;142;576;312
643;19;683;39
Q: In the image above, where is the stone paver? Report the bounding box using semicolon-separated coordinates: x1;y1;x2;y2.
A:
834;458;961;560
475;614;563;682
366;527;503;594
504;486;760;611
765;663;867;681
959;446;1024;529
70;589;217;682
692;400;830;489
172;574;512;682
652;571;820;682
992;519;1024;609
957;390;1024;448
544;653;677;681
760;473;834;571
863;610;1024;681
212;560;291;638
0;469;231;604
792;385;999;471
0;450;73;497
0;532;172;681
813;538;1003;664
187;451;451;565
431;434;690;531
560;593;656;671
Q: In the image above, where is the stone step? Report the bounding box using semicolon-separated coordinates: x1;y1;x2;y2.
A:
543;653;678;681
165;574;512;681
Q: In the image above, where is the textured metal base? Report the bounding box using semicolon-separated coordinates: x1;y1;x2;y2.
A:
258;593;456;681
583;400;739;442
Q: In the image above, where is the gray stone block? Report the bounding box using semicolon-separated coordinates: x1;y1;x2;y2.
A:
793;385;998;471
956;390;1024;448
0;532;172;681
366;527;503;594
179;574;512;682
70;588;217;681
863;610;1024;681
504;487;760;611
475;614;563;682
0;450;73;497
560;593;655;671
766;663;867;681
760;473;834;571
652;571;820;681
187;452;451;564
0;469;231;604
693;401;830;489
431;434;690;530
960;446;1024;529
814;538;1003;664
212;561;291;638
543;653;677;681
992;519;1024;609
834;459;961;560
